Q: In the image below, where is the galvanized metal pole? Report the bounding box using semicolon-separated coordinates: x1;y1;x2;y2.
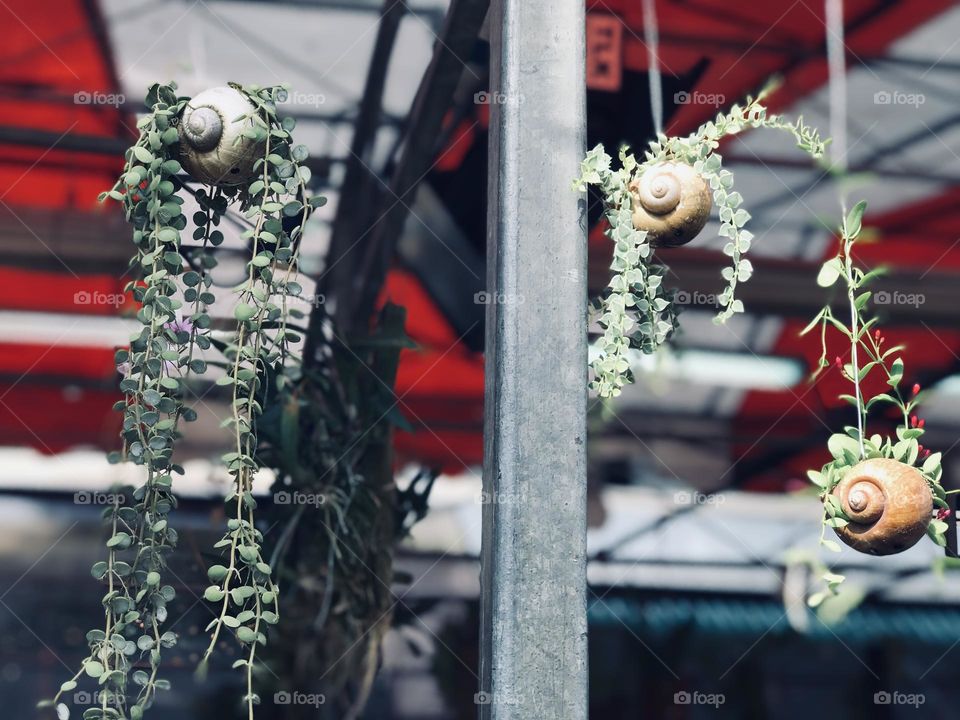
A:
479;0;587;717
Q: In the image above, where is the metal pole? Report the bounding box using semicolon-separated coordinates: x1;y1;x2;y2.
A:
480;0;587;717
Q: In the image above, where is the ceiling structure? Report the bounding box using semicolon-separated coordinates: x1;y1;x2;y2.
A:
0;0;958;499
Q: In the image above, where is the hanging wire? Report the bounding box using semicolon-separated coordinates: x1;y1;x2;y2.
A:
825;0;866;458
825;0;848;185
642;0;664;136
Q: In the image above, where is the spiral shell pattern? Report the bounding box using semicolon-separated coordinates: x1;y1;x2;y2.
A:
181;106;222;153
178;86;265;186
832;458;932;556
637;170;682;214
628;162;712;247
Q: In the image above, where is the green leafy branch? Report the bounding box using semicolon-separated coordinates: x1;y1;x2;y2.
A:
803;200;948;598
42;83;194;720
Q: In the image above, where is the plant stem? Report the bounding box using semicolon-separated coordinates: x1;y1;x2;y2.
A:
842;228;866;458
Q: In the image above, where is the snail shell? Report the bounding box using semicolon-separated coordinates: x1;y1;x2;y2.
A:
628;162;712;247
179;86;265;186
182;106;222;152
832;458;932;556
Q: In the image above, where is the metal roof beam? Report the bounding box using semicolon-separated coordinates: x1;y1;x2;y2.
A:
206;0;446;24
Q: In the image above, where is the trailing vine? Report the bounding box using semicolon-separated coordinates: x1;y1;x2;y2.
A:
803;200;949;604
573;86;826;397
39;81;325;720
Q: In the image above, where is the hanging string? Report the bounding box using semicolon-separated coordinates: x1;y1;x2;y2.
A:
825;0;866;458
642;0;664;136
825;0;848;186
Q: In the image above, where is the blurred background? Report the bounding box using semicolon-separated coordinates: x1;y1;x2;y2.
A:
1;0;960;717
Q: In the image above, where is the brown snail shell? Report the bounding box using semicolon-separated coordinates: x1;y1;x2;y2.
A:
628;162;712;247
179;86;265;186
832;458;932;556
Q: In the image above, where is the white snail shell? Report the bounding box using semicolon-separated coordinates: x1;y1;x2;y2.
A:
182;106;222;152
628;162;712;247
179;86;265;186
832;458;932;556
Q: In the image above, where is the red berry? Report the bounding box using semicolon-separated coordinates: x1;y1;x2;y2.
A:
139;180;148;190
937;508;951;521
834;356;843;368
919;419;925;428
911;415;918;427
913;383;921;395
132;194;141;202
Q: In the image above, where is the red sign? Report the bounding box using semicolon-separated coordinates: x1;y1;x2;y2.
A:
586;14;623;92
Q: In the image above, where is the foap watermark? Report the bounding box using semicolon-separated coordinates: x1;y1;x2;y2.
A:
288;292;326;309
476;490;516;505
474;291;525;306
674;691;725;708
74;90;125;107
474;91;524;106
274;490;327;507
280;90;326;109
874;691;924;708
674;490;725;507
274;691;326;708
873;90;925;108
74;491;126;506
874;290;924;308
474;691;519;706
675;290;721;308
674;90;725;107
74;290;125;307
73;691;111;706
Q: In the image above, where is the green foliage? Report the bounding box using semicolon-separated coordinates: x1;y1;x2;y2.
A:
803;200;947;593
574;87;826;397
44;81;323;720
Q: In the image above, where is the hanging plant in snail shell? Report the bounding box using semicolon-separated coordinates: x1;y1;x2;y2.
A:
628;161;712;247
803;200;949;596
573;84;826;398
39;81;326;720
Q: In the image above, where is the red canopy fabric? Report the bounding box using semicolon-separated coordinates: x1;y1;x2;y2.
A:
0;0;131;452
